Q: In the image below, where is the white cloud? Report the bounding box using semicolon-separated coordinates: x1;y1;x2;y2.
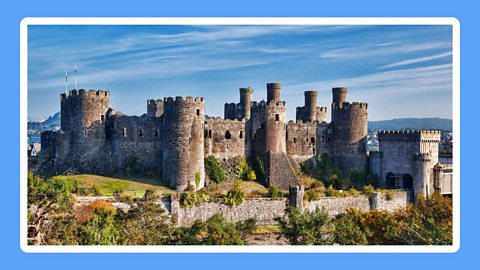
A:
378;51;452;69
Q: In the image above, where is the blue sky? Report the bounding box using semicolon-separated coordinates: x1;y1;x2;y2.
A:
28;25;452;121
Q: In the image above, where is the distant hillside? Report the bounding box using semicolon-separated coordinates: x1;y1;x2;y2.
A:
369;118;452;131
27;112;60;143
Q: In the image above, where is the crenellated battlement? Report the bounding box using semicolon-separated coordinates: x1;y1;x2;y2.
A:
163;96;204;106
267;100;286;109
378;130;441;142
147;99;164;106
205;117;245;124
332;102;368;111
239;87;254;93
414;152;432;162
61;89;110;101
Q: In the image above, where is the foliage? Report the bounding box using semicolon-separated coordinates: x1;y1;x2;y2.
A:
224;182;245;206
174;214;256;245
236;158;257;181
269;186;279;199
304;189;321;201
332;214;368;245
386;191;393;201
27;172;78;245
302;154;379;190
115;189;173;245
180;192;210;208
362;185;375;198
77;202;119;245
195;172;201;189
251;157;266;182
124;155;140;177
275;206;334;245
205;156;226;184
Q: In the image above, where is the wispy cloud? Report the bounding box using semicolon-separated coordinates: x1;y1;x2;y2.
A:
378;51;452;69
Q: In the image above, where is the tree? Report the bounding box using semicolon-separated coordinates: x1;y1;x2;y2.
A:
77;201;119;245
275;206;334;245
332;214;368;245
115;189;174;245
27;173;78;245
174;214;256;245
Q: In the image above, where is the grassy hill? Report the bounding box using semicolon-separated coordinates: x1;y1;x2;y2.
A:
50;174;172;197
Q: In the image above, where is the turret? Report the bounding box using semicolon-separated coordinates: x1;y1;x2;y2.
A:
332;87;347;104
266;82;282;104
239;87;253;120
265;101;287;153
304;91;318;122
147;99;164;117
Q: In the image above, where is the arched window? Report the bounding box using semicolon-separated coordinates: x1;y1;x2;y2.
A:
239;131;243;139
138;128;144;137
225;130;231;140
196;109;200;116
275;114;280;121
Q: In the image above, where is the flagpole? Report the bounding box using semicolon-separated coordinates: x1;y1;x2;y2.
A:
65;70;68;93
74;64;78;90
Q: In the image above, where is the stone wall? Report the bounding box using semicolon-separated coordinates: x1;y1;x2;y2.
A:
204;118;246;160
286;121;317;161
173;198;288;227
170;190;412;227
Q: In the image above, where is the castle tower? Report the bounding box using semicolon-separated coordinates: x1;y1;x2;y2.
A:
266;101;287;153
304;90;318;122
161;96;205;191
60;89;110;138
414;153;432;200
147;99;164;117
266;82;282;104
332;87;347;105
239;87;253;120
330;87;368;173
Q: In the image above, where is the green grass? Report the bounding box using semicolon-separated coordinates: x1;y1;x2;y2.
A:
50;174;173;197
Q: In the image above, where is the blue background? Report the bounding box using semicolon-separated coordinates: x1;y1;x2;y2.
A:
0;0;476;269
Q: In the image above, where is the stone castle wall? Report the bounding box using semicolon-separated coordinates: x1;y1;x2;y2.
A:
204;118;246;160
286;121;317;161
171;190;412;227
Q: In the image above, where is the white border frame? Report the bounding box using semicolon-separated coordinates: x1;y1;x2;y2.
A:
20;17;460;253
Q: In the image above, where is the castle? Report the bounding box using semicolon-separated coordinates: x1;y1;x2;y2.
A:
39;83;452;199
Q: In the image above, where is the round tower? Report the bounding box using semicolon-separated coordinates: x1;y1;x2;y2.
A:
304;90;318;122
266;83;282;104
414;153;432;200
331;94;368;173
162;96;205;191
239;87;253;120
266;101;287;153
332;87;347;104
60;89;110;138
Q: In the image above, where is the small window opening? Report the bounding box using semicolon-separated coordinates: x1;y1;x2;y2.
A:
196;109;200;116
225;130;231;140
209;130;212;138
138;128;144;137
311;137;315;144
239;131;243;139
101;115;105;123
84;129;87;137
123;128;127;138
293;138;297;143
204;130;208;138
154;129;159;137
275;114;280;121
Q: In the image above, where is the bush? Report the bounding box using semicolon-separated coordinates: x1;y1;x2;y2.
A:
195;172;201;189
236;158;256;181
91;184;102;196
205;156;226;184
363;185;375;198
385;191;393;201
333;214;368;245
224;182;245;206
269;186;279;199
304;189;320;201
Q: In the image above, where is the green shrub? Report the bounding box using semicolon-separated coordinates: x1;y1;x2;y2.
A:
180;192;198;208
269;186;279;199
195;172;201;189
347;188;360;197
386;191;393;201
237;158;257;181
205;156;226;184
304;189;320;201
113;187;124;197
363;185;375;198
224;182;245;206
91;184;102;196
